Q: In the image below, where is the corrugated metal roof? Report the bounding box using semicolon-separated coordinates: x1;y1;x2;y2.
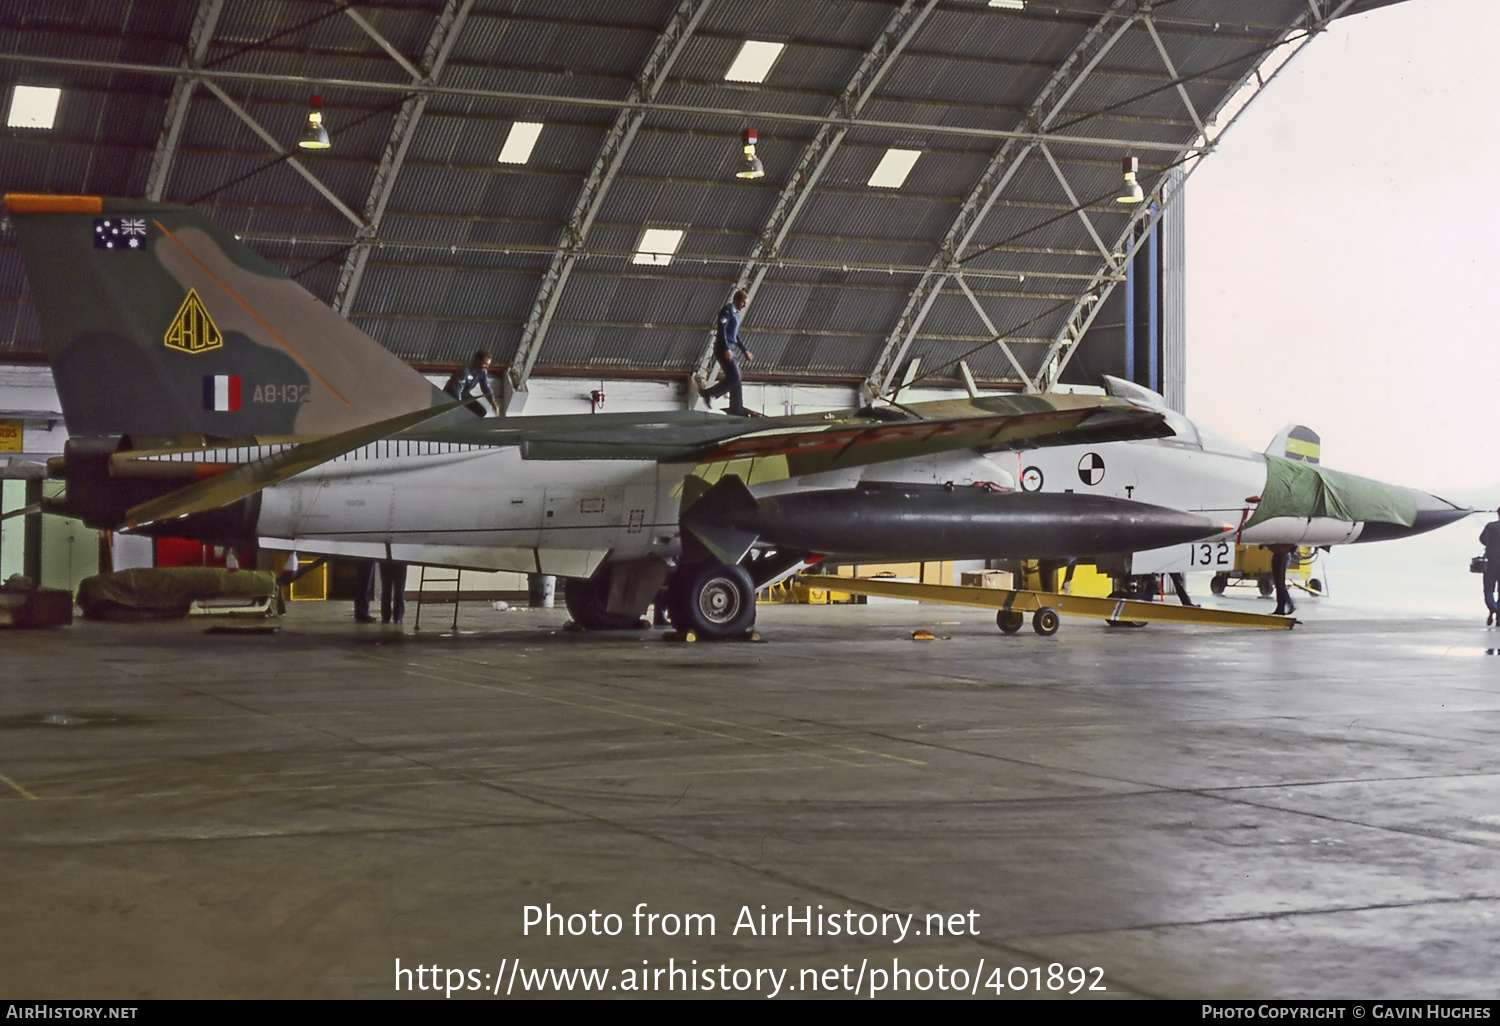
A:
0;0;1399;391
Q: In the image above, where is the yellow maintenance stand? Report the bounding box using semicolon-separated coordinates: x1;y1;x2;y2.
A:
809;575;1297;636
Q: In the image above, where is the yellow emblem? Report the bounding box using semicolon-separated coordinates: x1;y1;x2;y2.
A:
164;289;223;354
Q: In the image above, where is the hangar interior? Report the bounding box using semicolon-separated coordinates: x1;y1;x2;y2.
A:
6;0;1495;1003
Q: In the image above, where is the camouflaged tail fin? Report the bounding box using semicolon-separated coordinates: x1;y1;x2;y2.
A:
6;194;446;440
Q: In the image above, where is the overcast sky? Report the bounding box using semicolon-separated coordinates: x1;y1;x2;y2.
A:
1185;0;1496;492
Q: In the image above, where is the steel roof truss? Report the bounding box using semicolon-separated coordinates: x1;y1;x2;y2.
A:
1039;143;1118;269
333;0;476;315
0;51;1207;155
509;0;715;396
691;0;943;387
1141;15;1206;136
1038;0;1362;392
198;78;365;229
869;1;1138;396
144;0;226;202
337;2;425;82
954;274;1034;392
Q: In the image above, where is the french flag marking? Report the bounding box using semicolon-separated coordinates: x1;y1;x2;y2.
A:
203;375;241;412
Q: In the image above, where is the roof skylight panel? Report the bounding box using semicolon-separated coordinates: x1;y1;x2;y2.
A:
867;148;922;189
632;228;685;266
725;40;785;83
497;121;544;164
7;86;61;129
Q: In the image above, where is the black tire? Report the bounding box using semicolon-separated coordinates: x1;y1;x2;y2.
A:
1032;607;1060;636
996;609;1024;634
1104;589;1148;628
1210;573;1228;596
1257;576;1274;598
1307;578;1323;595
563;571;643;631
674;563;757;640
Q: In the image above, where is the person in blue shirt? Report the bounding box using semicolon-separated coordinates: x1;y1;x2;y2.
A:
445;349;498;417
700;289;753;416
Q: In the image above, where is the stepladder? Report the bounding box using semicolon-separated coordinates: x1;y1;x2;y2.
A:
413;565;462;632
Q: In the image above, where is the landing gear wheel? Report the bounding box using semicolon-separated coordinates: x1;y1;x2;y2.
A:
1307;578;1323;596
1210;573;1228;596
996;609;1024;634
670;563;756;641
1032;607;1060;636
1257;576;1274;598
1104;589;1148;628
563;571;644;631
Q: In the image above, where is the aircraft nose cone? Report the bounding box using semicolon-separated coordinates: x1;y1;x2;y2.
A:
1411;490;1473;533
1357;489;1472;542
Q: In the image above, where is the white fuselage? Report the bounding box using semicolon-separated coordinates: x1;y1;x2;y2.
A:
257;444;674;574
252;439;1024;572
1013;408;1365;547
248;409;1383;575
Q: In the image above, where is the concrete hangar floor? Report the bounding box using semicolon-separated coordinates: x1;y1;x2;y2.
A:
2;600;1496;1000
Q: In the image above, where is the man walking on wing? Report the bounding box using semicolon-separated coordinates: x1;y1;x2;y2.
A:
700;289;753;416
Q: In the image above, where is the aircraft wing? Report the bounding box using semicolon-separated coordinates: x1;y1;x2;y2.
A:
506;393;1167;478
117;393;1163;528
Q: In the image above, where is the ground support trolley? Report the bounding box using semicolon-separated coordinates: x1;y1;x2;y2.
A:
812;577;1298;635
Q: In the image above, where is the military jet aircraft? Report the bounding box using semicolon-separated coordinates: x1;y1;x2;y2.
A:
5;194;1453;639
8;194;1250;637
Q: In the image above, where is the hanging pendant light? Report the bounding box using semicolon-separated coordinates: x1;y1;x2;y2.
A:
736;128;765;180
1115;156;1144;204
299;95;330;151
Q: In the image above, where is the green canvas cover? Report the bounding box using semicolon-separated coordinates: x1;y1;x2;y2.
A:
1245;455;1416;529
77;568;278;620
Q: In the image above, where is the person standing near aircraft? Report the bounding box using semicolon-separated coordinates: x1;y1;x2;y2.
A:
1269;544;1295;617
353;559;377;624
700;289;753;416
1480;507;1500;625
380;560;408;624
445;350;499;417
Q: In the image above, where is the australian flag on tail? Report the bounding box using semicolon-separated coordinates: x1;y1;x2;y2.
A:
93;217;147;250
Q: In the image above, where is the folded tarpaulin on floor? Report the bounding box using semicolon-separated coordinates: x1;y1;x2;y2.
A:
78;567;278;620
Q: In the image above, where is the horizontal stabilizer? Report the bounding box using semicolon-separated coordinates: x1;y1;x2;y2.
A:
123;400;466;529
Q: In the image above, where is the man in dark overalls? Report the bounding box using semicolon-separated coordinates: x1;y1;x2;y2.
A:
1481;507;1500;625
700;289;753;416
445;349;498;417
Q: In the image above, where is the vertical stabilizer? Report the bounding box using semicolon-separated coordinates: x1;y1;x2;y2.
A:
5;194;447;439
1266;423;1321;464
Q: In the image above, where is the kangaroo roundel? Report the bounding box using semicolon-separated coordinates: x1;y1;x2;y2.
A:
1077;452;1105;486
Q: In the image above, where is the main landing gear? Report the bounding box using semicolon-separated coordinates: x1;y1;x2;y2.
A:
666;562;757;641
562;571;647;631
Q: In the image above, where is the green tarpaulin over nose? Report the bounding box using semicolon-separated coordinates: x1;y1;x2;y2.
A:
1244;455;1416;529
